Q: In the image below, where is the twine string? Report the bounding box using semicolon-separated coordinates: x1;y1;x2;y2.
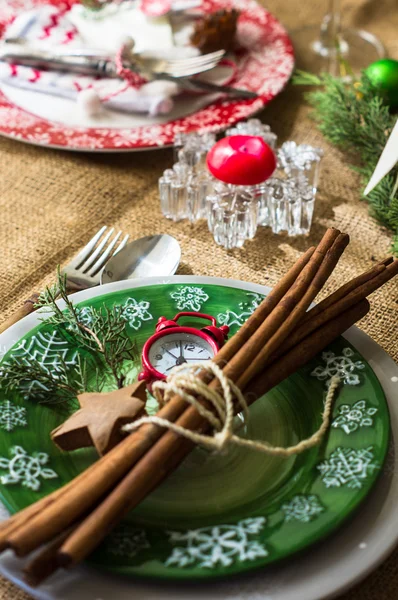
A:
123;362;340;456
114;43;148;89
102;45;239;101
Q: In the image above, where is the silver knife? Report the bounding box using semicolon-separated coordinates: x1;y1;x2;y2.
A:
163;75;258;99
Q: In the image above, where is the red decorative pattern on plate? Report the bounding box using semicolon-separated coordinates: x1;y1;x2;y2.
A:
0;0;294;151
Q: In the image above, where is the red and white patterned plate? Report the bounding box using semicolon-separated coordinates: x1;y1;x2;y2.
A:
0;0;294;151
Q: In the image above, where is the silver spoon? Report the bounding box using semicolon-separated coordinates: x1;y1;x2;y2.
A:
101;234;181;285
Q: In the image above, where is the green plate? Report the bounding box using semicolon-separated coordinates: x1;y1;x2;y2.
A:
0;282;390;580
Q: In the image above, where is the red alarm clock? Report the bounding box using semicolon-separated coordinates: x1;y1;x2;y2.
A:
138;312;229;387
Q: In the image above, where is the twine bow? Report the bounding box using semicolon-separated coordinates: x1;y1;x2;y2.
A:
123;362;340;456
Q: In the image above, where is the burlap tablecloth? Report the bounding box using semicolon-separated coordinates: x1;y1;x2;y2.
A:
1;0;398;598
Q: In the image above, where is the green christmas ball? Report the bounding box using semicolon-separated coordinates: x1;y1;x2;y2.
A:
365;59;398;108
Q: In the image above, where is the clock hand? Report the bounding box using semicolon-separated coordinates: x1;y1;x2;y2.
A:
174;340;188;366
162;346;178;359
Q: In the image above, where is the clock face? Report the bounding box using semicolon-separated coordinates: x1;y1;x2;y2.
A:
148;331;215;376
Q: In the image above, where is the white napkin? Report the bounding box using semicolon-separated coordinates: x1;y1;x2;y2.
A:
0;3;191;117
68;0;174;53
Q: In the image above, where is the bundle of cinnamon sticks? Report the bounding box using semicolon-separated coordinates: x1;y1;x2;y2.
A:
1;227;397;586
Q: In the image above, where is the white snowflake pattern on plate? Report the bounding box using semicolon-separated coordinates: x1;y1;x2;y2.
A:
75;306;97;328
317;447;378;490
0;341;17;364
332;400;378;435
0;446;58;491
9;331;77;370
281;494;325;523
165;517;268;568
106;525;150;558
170;286;209;312
311;347;365;386
120;298;153;330
0;400;27;432
6;331;77;398
217;292;263;327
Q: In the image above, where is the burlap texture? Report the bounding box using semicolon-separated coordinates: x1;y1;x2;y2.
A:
0;0;398;598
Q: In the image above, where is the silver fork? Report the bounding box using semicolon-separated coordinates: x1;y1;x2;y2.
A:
132;50;226;78
0;43;225;79
0;42;256;98
63;226;129;290
0;227;129;334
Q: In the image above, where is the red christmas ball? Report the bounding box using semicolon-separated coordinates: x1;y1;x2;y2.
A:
206;135;276;186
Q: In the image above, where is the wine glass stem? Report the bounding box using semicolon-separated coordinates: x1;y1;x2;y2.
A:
321;0;341;53
312;0;349;74
292;0;385;75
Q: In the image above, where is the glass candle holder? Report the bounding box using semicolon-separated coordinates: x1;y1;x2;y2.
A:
278;141;323;193
187;171;214;222
173;131;216;167
159;162;214;223
225;118;278;150
159;164;191;222
160;125;323;244
206;185;259;249
267;178;316;236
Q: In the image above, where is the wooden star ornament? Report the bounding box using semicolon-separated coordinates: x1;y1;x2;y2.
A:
51;381;147;456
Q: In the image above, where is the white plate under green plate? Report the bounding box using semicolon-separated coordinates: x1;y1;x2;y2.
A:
0;276;397;600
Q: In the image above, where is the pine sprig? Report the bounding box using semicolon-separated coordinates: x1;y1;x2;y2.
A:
0;354;88;408
0;268;139;407
0;351;109;409
36;268;137;388
293;71;398;250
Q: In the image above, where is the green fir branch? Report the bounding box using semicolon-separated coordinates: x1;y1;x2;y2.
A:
36;268;137;389
293;71;398;250
0;354;86;409
0;267;138;407
292;70;323;86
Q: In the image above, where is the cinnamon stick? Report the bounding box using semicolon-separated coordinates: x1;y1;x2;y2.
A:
247;299;370;398
299;257;392;323
0;480;80;551
235;233;349;388
57;299;369;567
273;258;398;361
221;228;342;385
23;527;75;587
0;294;40;335
10;250;388;548
15;249;392;561
213;245;316;365
6;245;318;556
5;238;391;566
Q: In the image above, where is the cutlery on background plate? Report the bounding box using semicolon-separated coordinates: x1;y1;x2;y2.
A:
0;43;258;99
0;44;225;79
